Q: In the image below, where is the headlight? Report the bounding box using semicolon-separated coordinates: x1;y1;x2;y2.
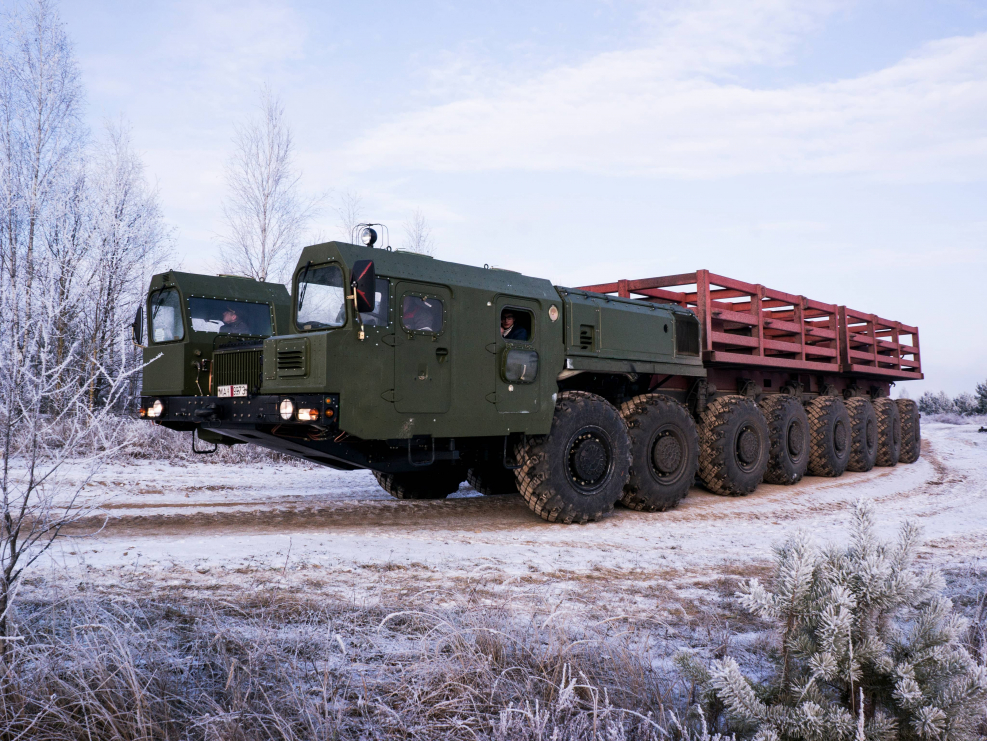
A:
297;408;318;422
147;399;164;418
279;398;295;420
360;227;377;247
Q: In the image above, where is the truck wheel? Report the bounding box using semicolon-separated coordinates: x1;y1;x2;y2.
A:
758;395;809;485
466;464;519;495
697;395;769;496
806;396;851;477
845;397;878;472
873;397;901;467
374;466;466;500
515;391;631;523
618;394;698;512
896;398;921;464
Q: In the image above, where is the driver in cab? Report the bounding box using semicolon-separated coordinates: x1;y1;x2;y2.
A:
220;306;250;334
501;310;528;341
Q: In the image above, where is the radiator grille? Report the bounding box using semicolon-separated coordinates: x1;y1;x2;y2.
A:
213;348;263;393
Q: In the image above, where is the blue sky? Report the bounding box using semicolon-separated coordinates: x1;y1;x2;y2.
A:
60;0;987;395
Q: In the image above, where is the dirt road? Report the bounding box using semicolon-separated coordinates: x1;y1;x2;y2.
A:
39;422;980;603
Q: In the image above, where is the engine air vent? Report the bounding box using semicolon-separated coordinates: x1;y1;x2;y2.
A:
578;324;595;351
276;339;308;377
277;350;304;370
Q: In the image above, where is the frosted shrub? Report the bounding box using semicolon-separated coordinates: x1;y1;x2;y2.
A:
708;502;987;740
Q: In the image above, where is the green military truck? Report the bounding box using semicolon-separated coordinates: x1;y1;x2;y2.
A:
135;236;923;523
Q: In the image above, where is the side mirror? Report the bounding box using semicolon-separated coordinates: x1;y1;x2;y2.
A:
351;259;376;313
131;305;145;346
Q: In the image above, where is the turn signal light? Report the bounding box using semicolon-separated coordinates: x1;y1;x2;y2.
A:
297;408;319;422
325;409;334;418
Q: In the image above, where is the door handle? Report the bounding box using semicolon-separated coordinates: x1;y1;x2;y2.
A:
435;347;449;363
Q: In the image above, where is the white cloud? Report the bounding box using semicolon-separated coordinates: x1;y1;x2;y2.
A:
343;1;987;182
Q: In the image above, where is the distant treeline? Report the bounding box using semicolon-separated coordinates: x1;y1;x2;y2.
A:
916;381;987;416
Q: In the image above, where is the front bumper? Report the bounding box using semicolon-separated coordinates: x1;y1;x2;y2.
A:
139;393;340;429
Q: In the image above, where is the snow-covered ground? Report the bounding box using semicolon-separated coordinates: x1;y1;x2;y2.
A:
29;422;987;619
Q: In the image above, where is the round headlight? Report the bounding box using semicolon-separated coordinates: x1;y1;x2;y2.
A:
360;227;377;247
148;399;164;418
279;398;295;421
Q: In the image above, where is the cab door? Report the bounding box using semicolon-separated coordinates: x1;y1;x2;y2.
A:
394;282;453;414
494;296;541;414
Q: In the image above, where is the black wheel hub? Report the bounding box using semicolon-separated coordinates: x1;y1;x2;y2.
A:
567;427;612;491
834;420;848;453
787;420;804;458
652;432;684;475
737;425;761;468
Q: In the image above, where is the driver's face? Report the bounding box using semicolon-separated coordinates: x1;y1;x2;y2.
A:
501;314;514;329
223;310;236;323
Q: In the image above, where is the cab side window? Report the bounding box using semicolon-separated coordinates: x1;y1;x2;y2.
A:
150;288;185;343
402;295;444;333
500;308;532;343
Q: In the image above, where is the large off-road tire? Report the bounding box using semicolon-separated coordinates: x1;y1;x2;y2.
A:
845;397;878;472
806;396;851;477
374;465;466;500
758;394;809;485
873;397;901;467
697;395;769;496
466;463;519;495
515;391;631;523
618;394;699;512
897;398;921;464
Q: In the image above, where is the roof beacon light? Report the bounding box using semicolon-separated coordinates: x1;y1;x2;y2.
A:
360;227;378;247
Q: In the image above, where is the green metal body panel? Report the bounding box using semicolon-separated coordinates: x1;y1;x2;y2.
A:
557;288;705;375
141;271;291;397
260;242;566;439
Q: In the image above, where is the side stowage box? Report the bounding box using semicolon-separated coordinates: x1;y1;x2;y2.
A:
560;289;693;364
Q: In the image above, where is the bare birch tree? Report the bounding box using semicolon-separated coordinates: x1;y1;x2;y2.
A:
403;208;435;255
335;190;364;242
218;87;318;283
0;0;170;649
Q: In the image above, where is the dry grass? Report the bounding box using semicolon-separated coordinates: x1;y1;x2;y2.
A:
0;588;738;741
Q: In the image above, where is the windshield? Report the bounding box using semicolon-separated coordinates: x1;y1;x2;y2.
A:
150;288;184;343
297;264;346;330
188;297;273;336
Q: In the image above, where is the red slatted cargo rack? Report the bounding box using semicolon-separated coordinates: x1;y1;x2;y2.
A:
578;270;922;383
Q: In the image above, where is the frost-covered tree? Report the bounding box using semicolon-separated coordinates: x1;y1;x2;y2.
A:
0;0;166;648
708;501;987;740
976;381;987;415
917;391;954;415
218;87;319;283
335;189;364;242
403;207;435;255
952;392;979;417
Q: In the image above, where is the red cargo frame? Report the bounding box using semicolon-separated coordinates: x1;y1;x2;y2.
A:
578;271;921;381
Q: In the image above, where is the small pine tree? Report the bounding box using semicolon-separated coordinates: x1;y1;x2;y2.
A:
707;502;987;740
953;392;979;416
975;380;987;415
917;391;954;415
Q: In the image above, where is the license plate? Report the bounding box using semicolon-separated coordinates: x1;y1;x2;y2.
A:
216;384;248;398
